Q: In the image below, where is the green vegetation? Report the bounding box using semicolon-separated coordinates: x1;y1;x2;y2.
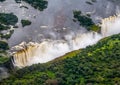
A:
1;33;120;85
0;13;18;26
0;41;9;50
0;24;9;31
15;0;48;11
51;50;81;62
0;51;9;64
73;10;94;27
0;13;18;66
0;30;14;39
21;19;31;27
0;41;9;64
0;57;8;64
89;25;101;32
73;10;100;32
0;13;18;31
0;13;18;40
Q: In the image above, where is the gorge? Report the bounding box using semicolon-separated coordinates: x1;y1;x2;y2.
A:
12;14;120;68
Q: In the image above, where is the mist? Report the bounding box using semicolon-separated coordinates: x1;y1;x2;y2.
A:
0;0;118;46
11;14;120;68
0;67;9;81
0;0;120;67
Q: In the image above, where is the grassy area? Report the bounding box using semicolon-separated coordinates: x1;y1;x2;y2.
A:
49;50;81;64
1;33;120;85
89;25;101;32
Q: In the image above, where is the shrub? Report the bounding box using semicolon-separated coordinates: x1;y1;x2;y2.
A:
0;41;9;50
0;13;18;25
21;19;31;27
73;10;101;32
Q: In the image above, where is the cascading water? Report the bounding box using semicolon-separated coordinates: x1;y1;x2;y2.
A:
11;14;120;68
101;14;120;36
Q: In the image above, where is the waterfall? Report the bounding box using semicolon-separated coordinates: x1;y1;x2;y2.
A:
11;42;39;67
101;14;120;36
11;14;120;68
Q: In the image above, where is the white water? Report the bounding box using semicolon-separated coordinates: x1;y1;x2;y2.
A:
11;14;120;68
12;32;102;67
101;15;120;36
